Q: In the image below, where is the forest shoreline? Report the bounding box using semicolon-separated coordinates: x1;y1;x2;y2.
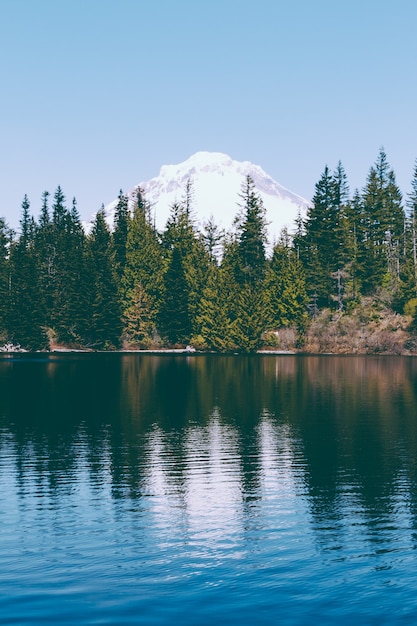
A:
3;301;417;356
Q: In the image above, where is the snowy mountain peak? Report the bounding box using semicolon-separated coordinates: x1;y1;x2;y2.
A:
159;151;234;177
105;152;310;242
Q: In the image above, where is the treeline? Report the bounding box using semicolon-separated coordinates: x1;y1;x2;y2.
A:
296;149;417;314
1;149;417;352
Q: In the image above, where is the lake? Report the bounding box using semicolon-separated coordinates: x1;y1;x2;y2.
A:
1;353;417;624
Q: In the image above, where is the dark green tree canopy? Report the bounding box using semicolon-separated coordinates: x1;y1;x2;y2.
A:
2;150;417;351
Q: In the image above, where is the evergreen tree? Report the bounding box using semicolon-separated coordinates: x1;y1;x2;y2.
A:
393;159;417;311
216;179;269;352
234;175;267;286
232;282;268;352
122;283;155;347
196;264;238;351
162;196;210;336
34;190;55;324
158;246;192;344
87;206;122;348
39;190;50;228
201;216;224;264
359;149;405;294
45;186;71;332
0;218;11;340
406;159;417;295
300;165;342;307
52;198;91;344
183;178;195;219
8;196;48;350
341;188;362;303
112;190;130;281
122;187;164;345
52;185;67;229
265;237;308;329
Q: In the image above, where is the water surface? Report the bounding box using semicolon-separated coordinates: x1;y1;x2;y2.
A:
1;354;417;624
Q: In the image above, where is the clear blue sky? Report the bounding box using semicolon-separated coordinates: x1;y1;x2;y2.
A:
1;0;416;229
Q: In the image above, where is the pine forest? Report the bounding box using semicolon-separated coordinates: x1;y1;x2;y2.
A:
3;149;417;353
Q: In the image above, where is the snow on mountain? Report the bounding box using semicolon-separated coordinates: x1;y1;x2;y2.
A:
104;152;310;242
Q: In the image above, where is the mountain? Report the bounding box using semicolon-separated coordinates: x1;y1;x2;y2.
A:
105;152;310;242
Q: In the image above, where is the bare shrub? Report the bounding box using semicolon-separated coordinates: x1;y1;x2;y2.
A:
303;300;413;354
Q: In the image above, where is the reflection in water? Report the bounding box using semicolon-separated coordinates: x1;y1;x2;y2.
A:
2;354;417;538
1;354;417;622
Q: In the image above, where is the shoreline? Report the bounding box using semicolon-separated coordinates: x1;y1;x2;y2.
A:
0;348;415;357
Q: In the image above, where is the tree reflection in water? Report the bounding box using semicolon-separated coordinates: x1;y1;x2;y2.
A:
1;353;417;550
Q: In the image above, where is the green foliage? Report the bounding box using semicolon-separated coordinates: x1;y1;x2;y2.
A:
122;188;164;345
0;218;11;338
231;283;269;352
359;149;405;293
123;283;155;348
201;216;224;264
265;239;308;329
3;150;417;353
298;164;350;307
234;175;267;286
32;190;92;346
196;265;238;351
8;196;48;350
162;197;211;337
87;207;122;349
112;190;130;281
158;246;192;345
404;298;417;318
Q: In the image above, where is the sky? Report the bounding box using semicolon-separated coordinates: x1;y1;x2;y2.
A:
1;0;417;230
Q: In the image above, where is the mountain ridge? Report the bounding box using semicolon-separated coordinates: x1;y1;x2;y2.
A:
105;152;310;241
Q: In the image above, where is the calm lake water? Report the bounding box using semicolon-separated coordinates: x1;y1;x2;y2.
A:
1;353;417;624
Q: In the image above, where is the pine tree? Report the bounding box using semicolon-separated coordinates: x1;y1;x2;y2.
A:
232;283;268;352
8;196;48;350
53;198;91;344
234;175;267;286
0;218;11;340
34;190;55;325
162;195;210;336
201;216;224;264
158;246;192;345
122;187;164;346
359;149;405;295
87;206;122;348
112;190;130;281
341;188;362;303
408;160;417;295
196;264;238;351
300;165;341;307
39;190;50;228
123;283;156;347
265;237;308;329
52;185;67;229
42;186;69;328
183;178;195;219
393;159;417;312
215;178;269;351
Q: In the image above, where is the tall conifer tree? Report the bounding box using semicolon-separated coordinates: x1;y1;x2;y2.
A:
112;190;130;281
265;238;308;330
234;175;267;286
158;246;192;344
87;207;122;348
53;198;90;344
300;166;340;307
0;218;11;340
8;196;48;349
122;188;164;346
359;149;404;294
